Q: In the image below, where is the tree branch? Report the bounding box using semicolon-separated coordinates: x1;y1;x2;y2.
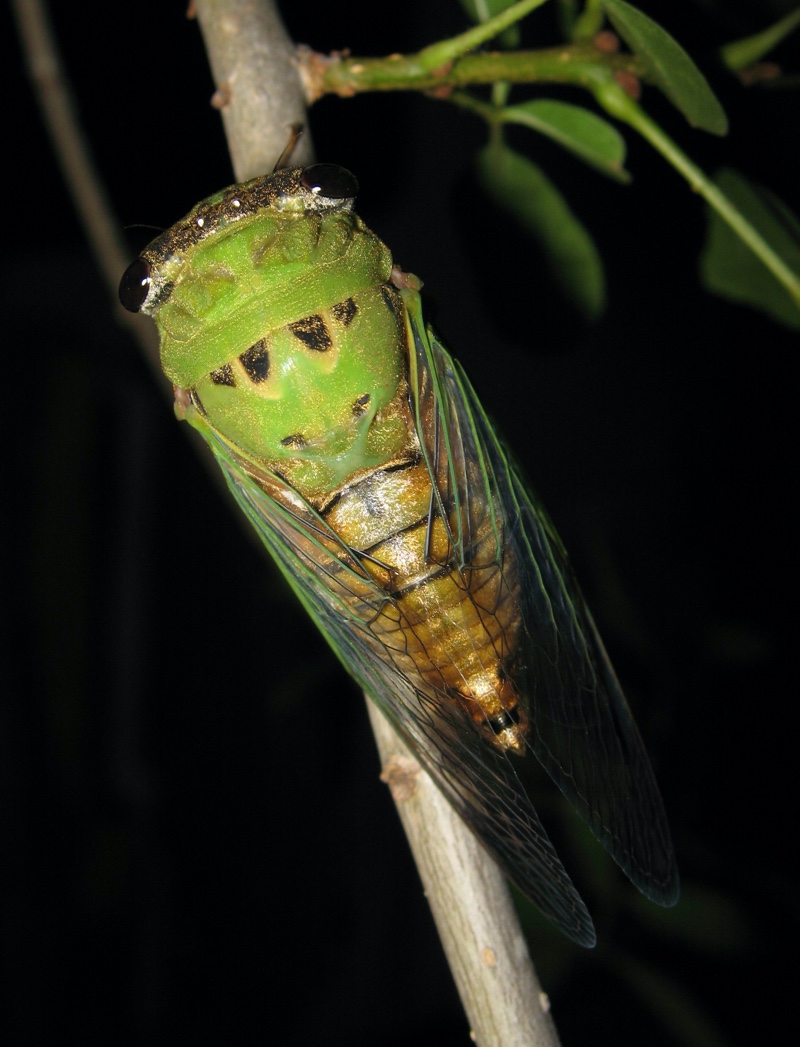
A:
193;0;313;180
192;3;562;1043
17;0;562;1040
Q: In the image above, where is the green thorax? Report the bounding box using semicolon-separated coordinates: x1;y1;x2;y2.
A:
138;168;395;390
126;166;411;498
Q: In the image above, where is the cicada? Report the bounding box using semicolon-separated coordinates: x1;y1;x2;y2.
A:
119;163;678;946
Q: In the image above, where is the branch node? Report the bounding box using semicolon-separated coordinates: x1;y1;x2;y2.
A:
380;754;421;803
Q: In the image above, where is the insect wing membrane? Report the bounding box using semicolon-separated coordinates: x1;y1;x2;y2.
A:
207;420;598;947
202;280;678;943
414;314;680;910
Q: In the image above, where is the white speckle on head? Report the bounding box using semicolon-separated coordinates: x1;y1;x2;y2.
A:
196;216;205;228
232;198;241;208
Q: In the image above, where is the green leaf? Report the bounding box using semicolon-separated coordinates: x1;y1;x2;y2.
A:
720;7;800;73
502;99;630;182
600;0;728;135
475;143;605;318
700;168;800;329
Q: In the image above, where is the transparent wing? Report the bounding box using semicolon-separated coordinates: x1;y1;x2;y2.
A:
402;291;679;909
198;284;677;945
205;434;597;946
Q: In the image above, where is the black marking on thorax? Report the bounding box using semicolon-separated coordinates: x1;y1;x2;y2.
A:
331;297;358;327
289;314;333;352
380;284;402;317
239;339;270;382
210;363;236;386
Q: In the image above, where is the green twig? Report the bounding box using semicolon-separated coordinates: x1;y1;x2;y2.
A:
303;43;641;100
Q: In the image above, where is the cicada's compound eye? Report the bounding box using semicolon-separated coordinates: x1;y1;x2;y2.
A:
119;258;152;313
301;164;359;201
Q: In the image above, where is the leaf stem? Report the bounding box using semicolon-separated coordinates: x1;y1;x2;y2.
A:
415;0;551;70
594;80;800;306
720;7;800;73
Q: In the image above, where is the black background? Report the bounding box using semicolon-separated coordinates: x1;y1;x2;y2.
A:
4;2;799;1044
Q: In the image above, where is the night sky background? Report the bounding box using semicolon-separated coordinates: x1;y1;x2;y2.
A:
4;2;799;1044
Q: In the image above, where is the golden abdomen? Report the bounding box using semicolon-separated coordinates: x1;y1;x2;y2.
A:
321;455;526;751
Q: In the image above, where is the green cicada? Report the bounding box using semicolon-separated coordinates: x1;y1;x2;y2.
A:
119;163;678;946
